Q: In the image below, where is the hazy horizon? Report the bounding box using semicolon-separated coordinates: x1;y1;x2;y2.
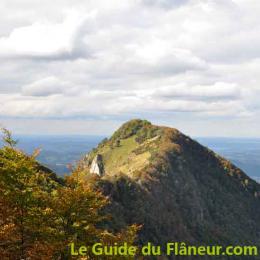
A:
1;134;259;182
1;118;260;138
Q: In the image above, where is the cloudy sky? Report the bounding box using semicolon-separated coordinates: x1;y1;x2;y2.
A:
0;0;260;136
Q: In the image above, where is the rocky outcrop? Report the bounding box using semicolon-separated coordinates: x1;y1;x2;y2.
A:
90;154;104;176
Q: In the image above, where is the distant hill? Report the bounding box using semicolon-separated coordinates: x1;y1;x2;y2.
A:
82;119;260;252
4;135;103;175
197;137;260;182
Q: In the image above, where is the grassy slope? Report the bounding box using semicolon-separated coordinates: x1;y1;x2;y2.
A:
85;120;163;179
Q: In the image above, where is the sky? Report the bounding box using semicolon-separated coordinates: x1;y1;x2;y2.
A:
0;0;260;137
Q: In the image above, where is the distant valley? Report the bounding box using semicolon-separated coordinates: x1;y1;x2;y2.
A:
2;134;259;182
197;137;260;183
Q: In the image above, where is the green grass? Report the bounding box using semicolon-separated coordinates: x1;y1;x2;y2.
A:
87;122;163;178
96;136;152;177
102;136;138;173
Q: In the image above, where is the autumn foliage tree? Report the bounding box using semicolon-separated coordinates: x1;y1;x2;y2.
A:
0;129;139;259
0;128;58;259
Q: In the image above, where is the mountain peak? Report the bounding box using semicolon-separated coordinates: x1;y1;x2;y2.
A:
82;119;260;246
84;119;258;195
85;119;167;179
111;119;152;140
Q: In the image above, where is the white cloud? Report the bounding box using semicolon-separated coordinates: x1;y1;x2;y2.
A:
0;0;260;136
154;82;240;100
140;0;190;9
0;80;248;119
0;11;94;60
22;76;70;96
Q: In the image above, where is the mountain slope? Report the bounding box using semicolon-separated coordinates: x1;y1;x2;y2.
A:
82;119;260;249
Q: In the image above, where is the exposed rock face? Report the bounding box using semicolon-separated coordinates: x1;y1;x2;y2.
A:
90;154;104;176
